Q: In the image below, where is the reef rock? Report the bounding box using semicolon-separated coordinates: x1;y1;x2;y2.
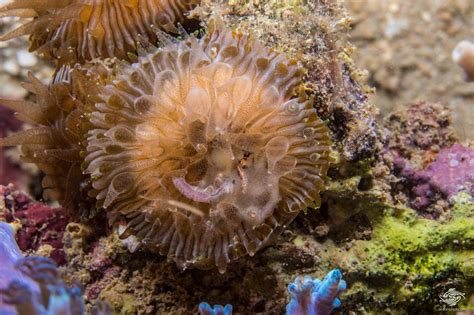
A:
0;184;69;264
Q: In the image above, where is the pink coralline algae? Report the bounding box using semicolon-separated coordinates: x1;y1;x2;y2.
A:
394;144;474;211
0;184;69;264
384;101;457;167
420;144;474;198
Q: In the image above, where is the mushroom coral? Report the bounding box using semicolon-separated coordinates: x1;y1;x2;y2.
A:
0;0;200;63
86;19;332;272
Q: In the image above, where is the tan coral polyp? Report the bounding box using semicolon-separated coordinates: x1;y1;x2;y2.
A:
86;20;331;273
0;65;103;212
0;0;199;62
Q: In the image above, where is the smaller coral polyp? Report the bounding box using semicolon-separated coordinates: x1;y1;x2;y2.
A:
0;0;200;63
0;65;103;212
86;19;331;272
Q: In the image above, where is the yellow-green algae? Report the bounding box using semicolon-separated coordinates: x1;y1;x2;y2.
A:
316;192;473;313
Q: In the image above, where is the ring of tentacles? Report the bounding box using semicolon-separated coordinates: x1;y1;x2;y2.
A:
0;0;200;62
85;19;331;272
0;18;331;273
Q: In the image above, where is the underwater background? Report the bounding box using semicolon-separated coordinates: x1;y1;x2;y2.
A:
0;0;473;314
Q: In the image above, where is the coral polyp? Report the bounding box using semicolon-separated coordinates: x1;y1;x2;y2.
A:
0;0;200;63
0;65;104;212
85;19;331;272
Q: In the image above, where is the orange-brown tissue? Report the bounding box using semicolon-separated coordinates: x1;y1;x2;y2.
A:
0;64;104;212
0;0;199;63
85;19;332;272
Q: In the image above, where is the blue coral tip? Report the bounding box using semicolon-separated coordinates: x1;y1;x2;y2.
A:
288;282;297;294
198;302;233;315
339;279;347;292
328;269;342;282
223;305;232;314
332;298;341;309
199;302;212;312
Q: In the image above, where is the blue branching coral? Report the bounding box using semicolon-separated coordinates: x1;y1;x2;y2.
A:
0;222;110;315
2;214;346;314
198;303;233;315
0;222;39;315
3;257;89;315
286;269;347;315
198;269;347;315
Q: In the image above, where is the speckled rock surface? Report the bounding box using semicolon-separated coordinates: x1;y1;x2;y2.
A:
384;101;458;170
195;0;382;162
0;184;69;264
347;0;474;139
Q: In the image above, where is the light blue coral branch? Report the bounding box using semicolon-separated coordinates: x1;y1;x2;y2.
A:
198;302;233;315
198;269;347;315
3;221;346;315
0;222;22;266
0;222;109;315
286;269;347;315
0;222;40;315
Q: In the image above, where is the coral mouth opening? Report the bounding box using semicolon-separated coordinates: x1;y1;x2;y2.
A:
172;177;231;203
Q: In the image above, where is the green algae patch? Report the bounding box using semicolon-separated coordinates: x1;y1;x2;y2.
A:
313;192;474;313
368;203;472;256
